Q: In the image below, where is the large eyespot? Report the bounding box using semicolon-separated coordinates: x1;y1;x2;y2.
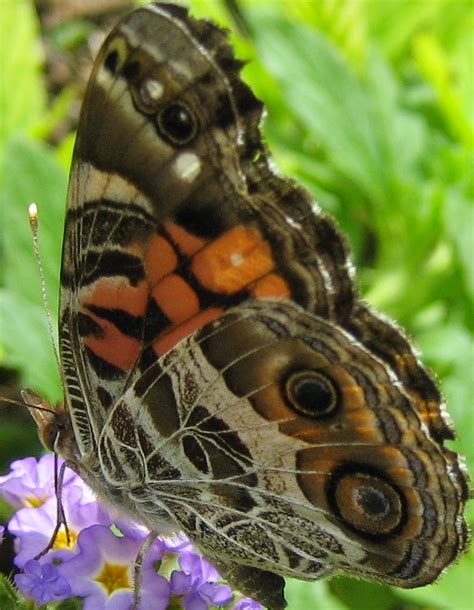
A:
156;103;198;146
284;370;339;418
327;465;405;538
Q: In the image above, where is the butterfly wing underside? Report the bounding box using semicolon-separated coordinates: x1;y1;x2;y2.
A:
52;4;468;609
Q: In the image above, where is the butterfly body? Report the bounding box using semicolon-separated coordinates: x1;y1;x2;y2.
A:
32;4;468;609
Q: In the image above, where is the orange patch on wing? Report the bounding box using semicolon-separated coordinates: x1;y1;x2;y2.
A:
153;307;224;356
152;274;200;324
165;222;206;256
250;273;290;299
83;312;141;371
82;279;148;317
145;234;178;285
191;225;274;294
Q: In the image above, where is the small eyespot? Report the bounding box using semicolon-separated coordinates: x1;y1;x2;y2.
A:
104;50;119;75
100;38;128;81
284;370;338;418
156;103;198;146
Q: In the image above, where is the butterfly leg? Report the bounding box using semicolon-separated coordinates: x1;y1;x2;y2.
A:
34;460;71;559
132;530;159;610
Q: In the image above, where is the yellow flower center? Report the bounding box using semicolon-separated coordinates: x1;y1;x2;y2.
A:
25;494;49;508
53;527;78;550
95;563;131;595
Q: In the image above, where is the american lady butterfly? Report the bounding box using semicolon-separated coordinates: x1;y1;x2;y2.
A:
14;3;469;609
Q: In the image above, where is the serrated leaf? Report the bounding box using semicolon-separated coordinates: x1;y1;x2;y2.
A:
0;573;27;610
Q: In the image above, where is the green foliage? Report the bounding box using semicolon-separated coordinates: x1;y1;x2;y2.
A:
0;1;472;609
0;0;46;147
0;573;30;610
1;137;65;399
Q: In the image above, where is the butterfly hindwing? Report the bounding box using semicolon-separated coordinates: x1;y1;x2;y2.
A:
97;299;467;591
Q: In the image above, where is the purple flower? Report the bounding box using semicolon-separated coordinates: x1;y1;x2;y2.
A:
0;455;78;509
0;524;4;545
163;532;194;553
57;525;170;610
233;598;264;610
9;482;112;567
139;536;172;610
15;558;71;604
171;552;233;610
113;518;149;542
2;455;261;610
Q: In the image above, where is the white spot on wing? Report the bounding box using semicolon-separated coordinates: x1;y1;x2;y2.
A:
230;253;244;267
141;78;164;104
173;152;201;183
285;216;302;230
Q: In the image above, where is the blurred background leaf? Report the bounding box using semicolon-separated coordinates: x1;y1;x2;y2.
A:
0;1;472;608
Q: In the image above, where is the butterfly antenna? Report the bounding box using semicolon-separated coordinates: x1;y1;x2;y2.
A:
28;203;62;374
0;392;56;416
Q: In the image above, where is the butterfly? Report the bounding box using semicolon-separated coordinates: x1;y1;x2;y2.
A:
26;3;468;609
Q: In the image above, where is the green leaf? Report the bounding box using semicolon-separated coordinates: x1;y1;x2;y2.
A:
0;136;66;402
365;50;426;179
249;10;392;208
366;0;444;60
413;33;474;146
54;598;84;610
0;574;29;610
329;577;418;610
0;0;46;144
444;187;474;299
286;0;367;69
286;579;347;610
417;323;474;468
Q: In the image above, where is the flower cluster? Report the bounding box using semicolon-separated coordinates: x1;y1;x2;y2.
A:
0;455;262;610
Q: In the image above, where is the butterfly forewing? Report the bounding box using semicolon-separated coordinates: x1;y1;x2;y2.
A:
59;3;358;453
